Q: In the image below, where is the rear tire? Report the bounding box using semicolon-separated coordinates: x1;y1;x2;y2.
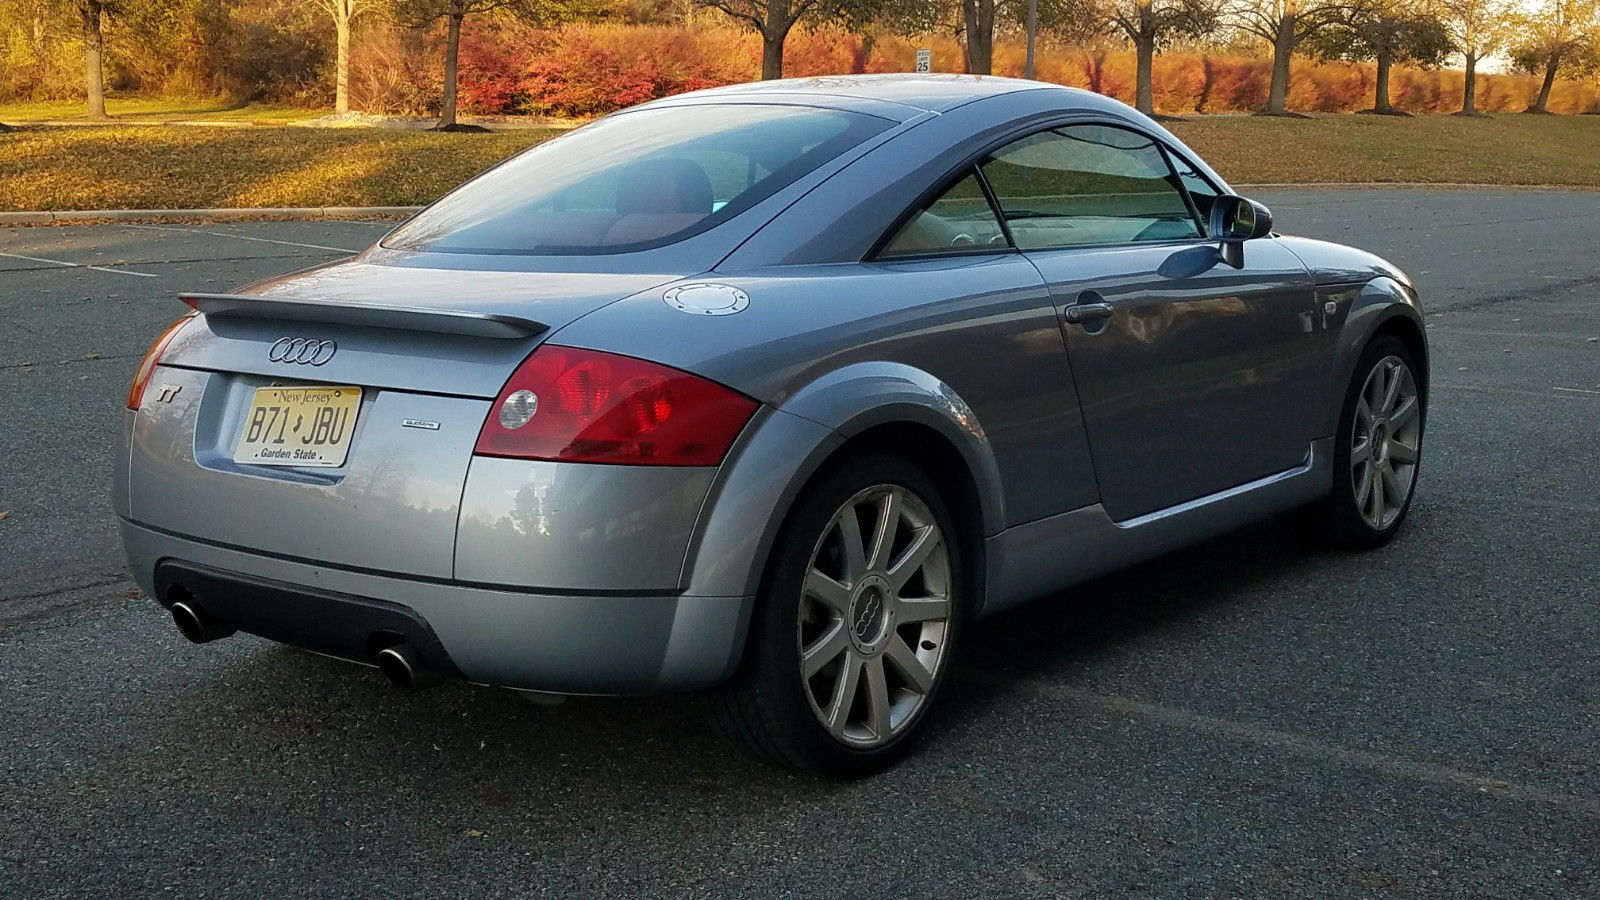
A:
1287;334;1424;549
711;453;962;777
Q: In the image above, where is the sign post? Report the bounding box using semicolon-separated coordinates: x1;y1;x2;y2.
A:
915;49;931;74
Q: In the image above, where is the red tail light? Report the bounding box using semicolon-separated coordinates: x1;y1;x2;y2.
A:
475;345;759;466
125;313;196;410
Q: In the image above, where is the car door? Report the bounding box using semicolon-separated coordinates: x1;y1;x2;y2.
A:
977;123;1320;522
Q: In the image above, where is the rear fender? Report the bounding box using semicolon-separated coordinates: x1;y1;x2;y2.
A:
683;362;1004;602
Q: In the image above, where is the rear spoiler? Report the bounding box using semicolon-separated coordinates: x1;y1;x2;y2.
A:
181;293;548;340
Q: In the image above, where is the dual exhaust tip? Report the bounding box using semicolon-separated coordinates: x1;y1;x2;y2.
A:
168;590;440;690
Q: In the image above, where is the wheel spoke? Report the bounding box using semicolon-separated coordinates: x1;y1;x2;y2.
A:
804;570;851;615
824;654;863;735
1368;464;1386;525
1366;364;1387;410
1389;396;1419;428
801;622;849;679
835;505;868;584
866;491;901;572
1387;440;1418;465
885;634;935;694
887;525;938;592
863;657;891;739
896;594;949;624
1357;396;1374;431
1379;462;1403;510
1380;363;1404;414
1355;461;1374;507
1350;436;1371;465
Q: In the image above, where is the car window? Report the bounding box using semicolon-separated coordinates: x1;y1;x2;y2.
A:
879;171;1009;258
383;104;889;255
978;124;1202;250
1169;152;1221;236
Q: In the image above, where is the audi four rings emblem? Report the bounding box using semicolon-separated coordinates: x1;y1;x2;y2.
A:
268;337;338;366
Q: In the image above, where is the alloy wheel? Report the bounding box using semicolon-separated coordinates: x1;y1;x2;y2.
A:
797;485;952;748
1350;354;1421;530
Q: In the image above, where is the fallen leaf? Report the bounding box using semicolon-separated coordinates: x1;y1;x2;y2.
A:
0;511;10;521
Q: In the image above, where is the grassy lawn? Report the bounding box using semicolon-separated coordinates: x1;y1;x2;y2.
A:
0;126;559;210
0;113;1597;213
0;98;326;124
1169;113;1600;187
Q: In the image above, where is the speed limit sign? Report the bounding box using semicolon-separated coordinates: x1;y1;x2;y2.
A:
915;48;931;73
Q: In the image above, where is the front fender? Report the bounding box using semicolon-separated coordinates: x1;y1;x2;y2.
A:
682;362;1005;601
1319;276;1428;439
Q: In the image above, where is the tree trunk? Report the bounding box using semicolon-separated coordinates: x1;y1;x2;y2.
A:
439;10;462;127
335;7;351;115
1460;52;1477;115
82;1;107;120
1196;55;1214;112
1135;35;1155;115
1265;16;1294;115
962;0;994;75
1529;53;1560;113
850;33;875;74
761;30;784;79
1373;50;1393;112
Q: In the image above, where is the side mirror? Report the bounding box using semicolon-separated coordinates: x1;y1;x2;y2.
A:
1209;195;1274;242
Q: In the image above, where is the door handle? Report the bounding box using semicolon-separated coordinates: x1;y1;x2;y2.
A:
1063;302;1113;325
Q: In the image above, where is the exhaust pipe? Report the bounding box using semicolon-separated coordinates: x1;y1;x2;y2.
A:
169;598;235;644
376;643;442;690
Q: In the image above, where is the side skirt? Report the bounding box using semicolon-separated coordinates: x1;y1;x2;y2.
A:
979;438;1334;616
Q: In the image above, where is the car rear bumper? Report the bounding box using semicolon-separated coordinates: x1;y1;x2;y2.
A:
120;518;751;694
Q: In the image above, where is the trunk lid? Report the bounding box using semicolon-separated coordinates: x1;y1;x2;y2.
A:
160;259;685;398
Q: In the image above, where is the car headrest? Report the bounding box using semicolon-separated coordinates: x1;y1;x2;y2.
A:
617;158;714;216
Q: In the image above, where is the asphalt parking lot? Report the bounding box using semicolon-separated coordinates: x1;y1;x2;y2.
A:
2;190;1597;898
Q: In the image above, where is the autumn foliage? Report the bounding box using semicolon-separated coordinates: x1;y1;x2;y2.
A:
373;21;1597;119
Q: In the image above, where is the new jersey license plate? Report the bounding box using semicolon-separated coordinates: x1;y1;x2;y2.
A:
233;384;361;468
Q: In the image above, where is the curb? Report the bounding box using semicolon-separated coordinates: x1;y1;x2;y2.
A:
1236;182;1600;192
0;206;423;226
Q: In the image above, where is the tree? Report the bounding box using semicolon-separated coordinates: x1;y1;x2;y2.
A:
1508;0;1599;113
312;0;368;115
1309;0;1451;114
387;0;584;128
1440;0;1509;114
71;0;114;118
1048;0;1222;114
1235;0;1363;115
697;0;849;79
961;0;995;73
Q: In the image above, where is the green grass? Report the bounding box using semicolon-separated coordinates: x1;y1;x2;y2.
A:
0;97;326;124
1167;113;1600;187
0;113;1597;213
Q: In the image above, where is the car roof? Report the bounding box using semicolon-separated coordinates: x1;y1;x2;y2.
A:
636;73;1098;120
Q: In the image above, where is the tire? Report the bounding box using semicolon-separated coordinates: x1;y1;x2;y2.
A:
1288;334;1425;550
711;452;963;777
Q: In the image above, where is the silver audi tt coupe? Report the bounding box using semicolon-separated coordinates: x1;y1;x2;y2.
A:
117;75;1426;775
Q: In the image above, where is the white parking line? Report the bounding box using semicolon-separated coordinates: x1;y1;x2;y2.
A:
128;223;358;254
1553;386;1600;396
0;250;159;278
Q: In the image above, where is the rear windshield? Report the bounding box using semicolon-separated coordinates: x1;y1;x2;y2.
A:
383;104;890;255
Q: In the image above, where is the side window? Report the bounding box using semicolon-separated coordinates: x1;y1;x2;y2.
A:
879;170;1009;258
1169;152;1221;236
978;124;1202;250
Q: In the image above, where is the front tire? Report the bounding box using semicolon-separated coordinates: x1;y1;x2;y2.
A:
712;453;961;777
1293;334;1425;549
